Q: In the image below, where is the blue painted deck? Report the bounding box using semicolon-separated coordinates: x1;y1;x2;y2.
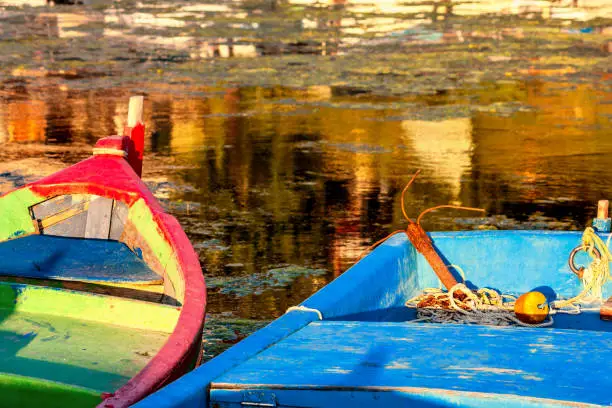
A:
211;321;612;407
0;235;160;284
135;230;612;408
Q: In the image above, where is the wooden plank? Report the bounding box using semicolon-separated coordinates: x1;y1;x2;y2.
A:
211;321;612;406
0;276;165;303
601;297;612;321
85;196;114;239
31;194;88;220
31;196;91;238
132;312;319;408
211;388;596;408
40;200;90;230
109;200;129;240
44;211;88;238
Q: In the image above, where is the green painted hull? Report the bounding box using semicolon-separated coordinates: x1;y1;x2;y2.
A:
0;282;180;406
0;374;100;408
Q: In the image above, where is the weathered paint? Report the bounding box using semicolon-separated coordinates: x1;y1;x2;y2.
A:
210;321;612;406
102;211;206;408
138;230;611;408
0;188;45;241
126;199;184;300
0;276;165;302
125;95;145;177
0;235;161;284
210;388;601;408
133;311;319;408
0;307;170;393
0;137;206;406
125;123;145;177
0;278;180;404
418;231;611;300
93;135;130;158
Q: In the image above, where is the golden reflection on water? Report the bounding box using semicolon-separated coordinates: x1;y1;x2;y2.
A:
0;81;611;318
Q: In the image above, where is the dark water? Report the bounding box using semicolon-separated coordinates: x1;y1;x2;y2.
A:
1;0;611;357
1;81;611;318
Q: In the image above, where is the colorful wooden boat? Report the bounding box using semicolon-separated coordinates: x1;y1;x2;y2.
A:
0;97;206;408
137;226;611;407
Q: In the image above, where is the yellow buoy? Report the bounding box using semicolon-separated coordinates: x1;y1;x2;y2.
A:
514;291;549;324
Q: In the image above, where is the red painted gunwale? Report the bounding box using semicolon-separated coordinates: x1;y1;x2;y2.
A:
22;150;207;407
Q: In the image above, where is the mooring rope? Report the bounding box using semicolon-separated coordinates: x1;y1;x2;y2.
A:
406;228;611;327
406;283;555;327
552;227;612;308
285;305;323;320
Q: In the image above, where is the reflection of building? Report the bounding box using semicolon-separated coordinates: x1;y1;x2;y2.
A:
402;117;473;200
6;100;47;142
0;103;8;143
469;81;612;207
150;98;173;154
194;41;258;59
472;82;609;172
168;101;206;155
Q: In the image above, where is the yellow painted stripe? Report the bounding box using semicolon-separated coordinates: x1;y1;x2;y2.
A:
38;201;90;230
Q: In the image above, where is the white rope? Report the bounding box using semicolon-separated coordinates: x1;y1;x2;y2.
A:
286;305;323;320
407;227;612;328
406;283;555;328
553;227;611;308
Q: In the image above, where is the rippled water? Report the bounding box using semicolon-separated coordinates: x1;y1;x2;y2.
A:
1;81;611;317
1;0;611;357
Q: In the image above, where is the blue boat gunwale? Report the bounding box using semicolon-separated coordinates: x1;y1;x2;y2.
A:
135;229;612;408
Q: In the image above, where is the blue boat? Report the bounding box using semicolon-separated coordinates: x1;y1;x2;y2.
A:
136;224;612;407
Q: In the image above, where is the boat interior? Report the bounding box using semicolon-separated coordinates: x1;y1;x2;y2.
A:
0;192;184;302
326;231;612;332
199;231;612;408
0;191;184;406
9;194;150;286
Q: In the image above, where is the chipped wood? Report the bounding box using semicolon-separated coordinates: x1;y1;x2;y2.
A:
85;196;114;239
109;200;129;240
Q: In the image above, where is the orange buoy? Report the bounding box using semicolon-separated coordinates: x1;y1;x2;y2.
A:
514;291;549;324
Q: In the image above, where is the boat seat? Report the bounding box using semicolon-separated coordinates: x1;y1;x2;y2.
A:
210;321;612;407
0;235;161;284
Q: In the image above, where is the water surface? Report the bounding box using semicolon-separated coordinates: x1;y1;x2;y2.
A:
1;0;611;357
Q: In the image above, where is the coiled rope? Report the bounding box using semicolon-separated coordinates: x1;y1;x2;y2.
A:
406;283;556;328
406;229;612;328
553;227;611;308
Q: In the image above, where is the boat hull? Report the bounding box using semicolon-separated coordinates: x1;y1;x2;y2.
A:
136;230;611;407
0;142;206;406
